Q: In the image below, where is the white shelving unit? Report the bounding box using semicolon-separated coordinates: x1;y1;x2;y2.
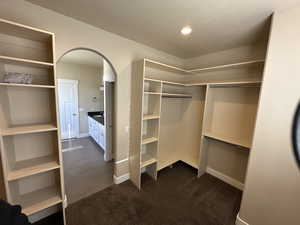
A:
0;18;65;223
130;58;264;190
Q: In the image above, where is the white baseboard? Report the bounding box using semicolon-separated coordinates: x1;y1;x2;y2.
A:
236;213;250;225
113;173;130;184
113;168;146;185
206;167;244;190
78;133;89;138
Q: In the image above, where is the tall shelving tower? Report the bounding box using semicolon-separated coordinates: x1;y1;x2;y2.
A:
0;19;65;223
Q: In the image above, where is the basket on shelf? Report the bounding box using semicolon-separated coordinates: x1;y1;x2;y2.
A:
3;72;33;84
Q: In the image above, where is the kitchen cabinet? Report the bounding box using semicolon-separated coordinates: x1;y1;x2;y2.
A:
88;117;105;150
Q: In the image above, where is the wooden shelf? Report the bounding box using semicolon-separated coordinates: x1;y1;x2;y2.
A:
145;58;264;74
189;80;261;87
0;19;63;223
204;132;252;148
0;18;53;42
142;137;158;145
143;114;160;120
16;186;62;216
1;124;58;136
145;59;189;74
162;93;192;98
145;78;262;88
7;156;60;181
144;91;161;95
0;83;55;89
188;59;265;73
141;154;157;168
0;55;54;69
158;158;179;171
181;156;199;169
144;78;186;86
144;78;161;83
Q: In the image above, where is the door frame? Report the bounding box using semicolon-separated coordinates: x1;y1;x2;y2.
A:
104;81;114;161
58;79;80;139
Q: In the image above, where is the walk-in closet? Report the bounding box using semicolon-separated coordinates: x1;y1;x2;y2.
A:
130;57;265;190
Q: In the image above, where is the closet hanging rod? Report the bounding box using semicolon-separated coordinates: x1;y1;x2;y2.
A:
209;84;261;88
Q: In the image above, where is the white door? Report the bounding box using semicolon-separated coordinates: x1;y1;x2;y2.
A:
58;79;79;140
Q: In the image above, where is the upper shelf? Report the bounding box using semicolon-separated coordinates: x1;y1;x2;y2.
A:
0;55;54;69
144;58;265;75
0;18;53;43
188;59;265;73
144;59;189;74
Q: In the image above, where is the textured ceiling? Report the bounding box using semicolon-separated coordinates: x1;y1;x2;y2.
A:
27;0;300;58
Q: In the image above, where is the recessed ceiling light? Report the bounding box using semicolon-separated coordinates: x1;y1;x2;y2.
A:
181;26;192;35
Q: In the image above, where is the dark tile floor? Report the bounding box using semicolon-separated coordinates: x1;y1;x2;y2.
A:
62;137;114;204
36;162;242;225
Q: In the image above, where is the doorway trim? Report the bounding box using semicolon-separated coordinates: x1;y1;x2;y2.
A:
57;78;80;139
57;47;117;160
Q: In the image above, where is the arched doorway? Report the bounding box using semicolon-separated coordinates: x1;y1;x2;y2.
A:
56;48;117;204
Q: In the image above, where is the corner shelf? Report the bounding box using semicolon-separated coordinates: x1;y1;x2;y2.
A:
7;156;60;181
158;157;178;171
145;58;264;74
1;124;58;136
188;59;265;73
204;132;252;148
142;137;158;145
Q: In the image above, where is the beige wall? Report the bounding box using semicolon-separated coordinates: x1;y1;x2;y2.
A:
239;9;300;225
184;43;267;69
57;62;103;135
0;0;184;177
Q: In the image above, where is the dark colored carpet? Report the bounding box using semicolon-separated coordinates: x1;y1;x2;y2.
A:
36;162;242;225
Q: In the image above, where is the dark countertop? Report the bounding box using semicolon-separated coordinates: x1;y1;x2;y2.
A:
88;111;104;125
